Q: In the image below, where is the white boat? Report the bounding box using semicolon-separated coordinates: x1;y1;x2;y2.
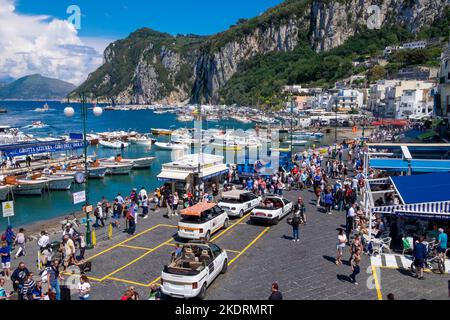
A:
88;166;108;179
123;157;156;169
43;175;73;190
99;140;129;149
177;115;194;122
0;185;11;201
285;140;308;146
135;135;155;146
154;142;188;151
34;103;53;112
12;178;48;196
100;162;134;175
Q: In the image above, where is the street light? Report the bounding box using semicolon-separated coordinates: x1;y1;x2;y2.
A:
65;93;103;249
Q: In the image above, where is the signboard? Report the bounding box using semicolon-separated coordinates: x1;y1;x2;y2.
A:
1;140;86;157
69;133;83;140
83;205;93;214
2;201;14;217
72;191;86;205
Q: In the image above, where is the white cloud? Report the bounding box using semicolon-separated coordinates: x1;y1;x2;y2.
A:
0;0;111;85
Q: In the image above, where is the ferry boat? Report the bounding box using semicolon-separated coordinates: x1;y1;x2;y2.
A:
151;128;173;136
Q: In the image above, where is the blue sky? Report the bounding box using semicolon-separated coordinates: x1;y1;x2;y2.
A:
15;0;284;39
0;0;283;84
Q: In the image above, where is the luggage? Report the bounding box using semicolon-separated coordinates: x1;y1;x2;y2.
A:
60;285;71;301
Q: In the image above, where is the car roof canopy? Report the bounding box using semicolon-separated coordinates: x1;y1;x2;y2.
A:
221;190;250;199
180;202;217;216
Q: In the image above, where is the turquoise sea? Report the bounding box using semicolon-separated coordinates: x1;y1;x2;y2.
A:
0;101;332;229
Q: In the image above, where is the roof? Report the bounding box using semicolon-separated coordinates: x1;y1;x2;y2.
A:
157;171;190;182
370;159;450;173
390;173;450;204
221;189;250;199
180;202;217;216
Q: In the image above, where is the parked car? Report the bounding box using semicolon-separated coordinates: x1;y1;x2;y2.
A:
250;195;293;225
178;202;229;241
161;241;228;299
217;190;262;218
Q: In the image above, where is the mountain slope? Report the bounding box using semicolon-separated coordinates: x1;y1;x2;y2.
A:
73;0;449;105
0;74;76;100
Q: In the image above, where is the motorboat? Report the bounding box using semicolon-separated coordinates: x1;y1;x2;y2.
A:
151;128;173;136
34;103;53;112
6;175;48;196
99;140;129;149
86;134;100;145
42;175;73;190
98;159;134;175
285;140;308;146
177;114;194;122
135;135;155;146
154;142;188;151
119;157;156;169
87;166;108;178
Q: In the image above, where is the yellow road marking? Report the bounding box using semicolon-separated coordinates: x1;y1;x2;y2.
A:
86;224;165;261
211;213;251;242
371;265;383;301
107;277;150;287
157;224;178;228
100;238;174;281
119;244;154;251
229;227;270;266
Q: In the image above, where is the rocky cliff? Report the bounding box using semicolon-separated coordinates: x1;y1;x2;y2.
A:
73;0;449;104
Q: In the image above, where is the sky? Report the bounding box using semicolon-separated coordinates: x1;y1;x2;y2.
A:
0;0;283;85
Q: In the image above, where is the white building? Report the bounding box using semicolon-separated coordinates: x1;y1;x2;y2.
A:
396;88;434;119
402;40;427;50
437;44;450;120
331;89;364;112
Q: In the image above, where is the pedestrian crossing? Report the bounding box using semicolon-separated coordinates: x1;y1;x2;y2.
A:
370;254;450;274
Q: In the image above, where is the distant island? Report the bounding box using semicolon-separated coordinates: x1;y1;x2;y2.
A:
0;74;76;100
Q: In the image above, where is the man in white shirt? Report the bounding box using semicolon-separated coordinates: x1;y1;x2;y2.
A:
346;203;356;239
38;231;49;250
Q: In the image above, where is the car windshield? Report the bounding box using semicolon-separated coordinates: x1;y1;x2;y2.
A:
180;215;207;224
255;198;283;210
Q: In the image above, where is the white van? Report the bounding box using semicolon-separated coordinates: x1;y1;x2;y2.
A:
178;202;229;241
218;190;262;218
161;241;228;299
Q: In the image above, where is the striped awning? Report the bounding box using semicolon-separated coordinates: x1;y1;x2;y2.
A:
372;201;450;214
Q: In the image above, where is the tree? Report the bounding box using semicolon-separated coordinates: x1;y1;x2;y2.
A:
367;65;386;82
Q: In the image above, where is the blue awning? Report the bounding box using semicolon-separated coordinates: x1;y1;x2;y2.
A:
390;173;450;204
370;158;450;173
0;140;86;157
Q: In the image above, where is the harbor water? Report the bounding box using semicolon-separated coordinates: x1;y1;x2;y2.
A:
0;101;333;229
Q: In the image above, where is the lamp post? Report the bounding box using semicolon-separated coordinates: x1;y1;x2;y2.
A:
290;96;294;158
64;93;103;249
334;98;338;159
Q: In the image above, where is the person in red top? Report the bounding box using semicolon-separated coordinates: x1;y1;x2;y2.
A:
291;166;299;176
120;290;132;300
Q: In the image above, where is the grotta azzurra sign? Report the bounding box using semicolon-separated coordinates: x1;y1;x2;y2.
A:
0;140;86;157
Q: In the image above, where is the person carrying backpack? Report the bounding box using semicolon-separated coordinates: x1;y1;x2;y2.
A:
290;211;302;242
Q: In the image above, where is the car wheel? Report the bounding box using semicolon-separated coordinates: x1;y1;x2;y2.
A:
272;218;279;225
223;219;229;229
205;231;211;242
197;283;207;300
239;210;244;218
221;259;228;274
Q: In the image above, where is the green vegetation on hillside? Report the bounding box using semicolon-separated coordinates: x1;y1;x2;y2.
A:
219;7;450;106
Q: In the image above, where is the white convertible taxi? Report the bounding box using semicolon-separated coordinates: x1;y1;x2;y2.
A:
161;241;228;299
178;202;229;241
250;195;293;225
217;190;262;218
